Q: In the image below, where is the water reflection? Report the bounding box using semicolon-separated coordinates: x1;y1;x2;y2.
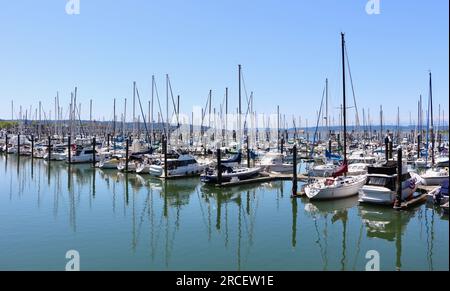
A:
0;155;447;271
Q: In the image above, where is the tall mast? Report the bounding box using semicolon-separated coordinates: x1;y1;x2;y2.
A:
325;78;329;138
151;76;154;145
166;74;169;140
225;87;228;146
238;64;242;145
429;72;434;165
124;98;127;136
380;105;383;142
341;33;347;165
133;81;136;135
113;98;116;138
90;99;93;136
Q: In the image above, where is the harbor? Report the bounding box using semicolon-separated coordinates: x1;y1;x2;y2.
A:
0;1;448;272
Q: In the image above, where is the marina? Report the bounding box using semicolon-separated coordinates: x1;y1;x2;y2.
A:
0;1;448;273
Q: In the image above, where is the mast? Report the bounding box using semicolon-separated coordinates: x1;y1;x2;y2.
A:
225;87;228;146
429;72;434;165
341;33;347;165
325;78;329;138
238;65;242;146
151;76;155;145
166;74;169;141
124;98;127;136
90;99;93;136
113;98;116;139
133;81;136;135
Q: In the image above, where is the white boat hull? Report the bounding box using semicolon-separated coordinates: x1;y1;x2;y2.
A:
305;175;367;200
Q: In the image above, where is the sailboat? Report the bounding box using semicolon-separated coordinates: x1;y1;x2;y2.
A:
420;72;449;186
305;33;367;200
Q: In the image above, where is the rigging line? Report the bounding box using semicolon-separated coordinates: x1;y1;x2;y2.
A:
167;77;180;127
73;102;86;137
344;43;360;128
200;93;210;129
309;86;326;158
135;86;151;142
153;79;167;136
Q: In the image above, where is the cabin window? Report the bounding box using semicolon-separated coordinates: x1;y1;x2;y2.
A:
366;176;395;190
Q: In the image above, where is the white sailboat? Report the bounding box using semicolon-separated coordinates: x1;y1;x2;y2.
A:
305;33;367;201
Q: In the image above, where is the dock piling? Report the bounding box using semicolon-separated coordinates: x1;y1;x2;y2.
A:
125;138;129;173
31;135;34;159
163;136;168;178
47;136;51;162
92;137;96;167
17;134;20;157
67;136;71;163
217;148;222;186
292;145;298;197
246;136;251;167
5;134;8;156
417;134;421;159
388;136;393;160
394;147;402;209
384;135;389;161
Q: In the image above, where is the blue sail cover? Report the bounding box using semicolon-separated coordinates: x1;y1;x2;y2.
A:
325;150;343;161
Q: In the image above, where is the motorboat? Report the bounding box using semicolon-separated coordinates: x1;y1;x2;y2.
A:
358;161;422;205
420;167;449;186
98;154;122;169
149;154;209;177
67;146;99;164
201;165;262;184
259;152;293;173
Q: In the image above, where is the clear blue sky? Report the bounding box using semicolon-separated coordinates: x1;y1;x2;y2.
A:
0;0;448;126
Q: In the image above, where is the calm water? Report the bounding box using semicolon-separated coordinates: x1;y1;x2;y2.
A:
0;155;448;271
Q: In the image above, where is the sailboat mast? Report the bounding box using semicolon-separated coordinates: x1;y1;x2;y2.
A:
238;65;242;145
429;72;434;165
341;33;347;165
225;87;228;146
325;78;329;138
151;76;155;145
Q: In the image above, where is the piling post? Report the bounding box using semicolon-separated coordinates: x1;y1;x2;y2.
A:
384;135;389;161
417;134;421;159
47;136;51;162
291;145;298;197
394;147;403;209
92;136;96;167
337;133;341;153
389;138;393;160
246;136;251;168
328;139;332;154
107;134;110;149
125;138;129;173
163;136;168;178
5;134;8;156
67;136;72;163
217;148;222;186
17;133;20;157
31;135;34;159
281;137;284;154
